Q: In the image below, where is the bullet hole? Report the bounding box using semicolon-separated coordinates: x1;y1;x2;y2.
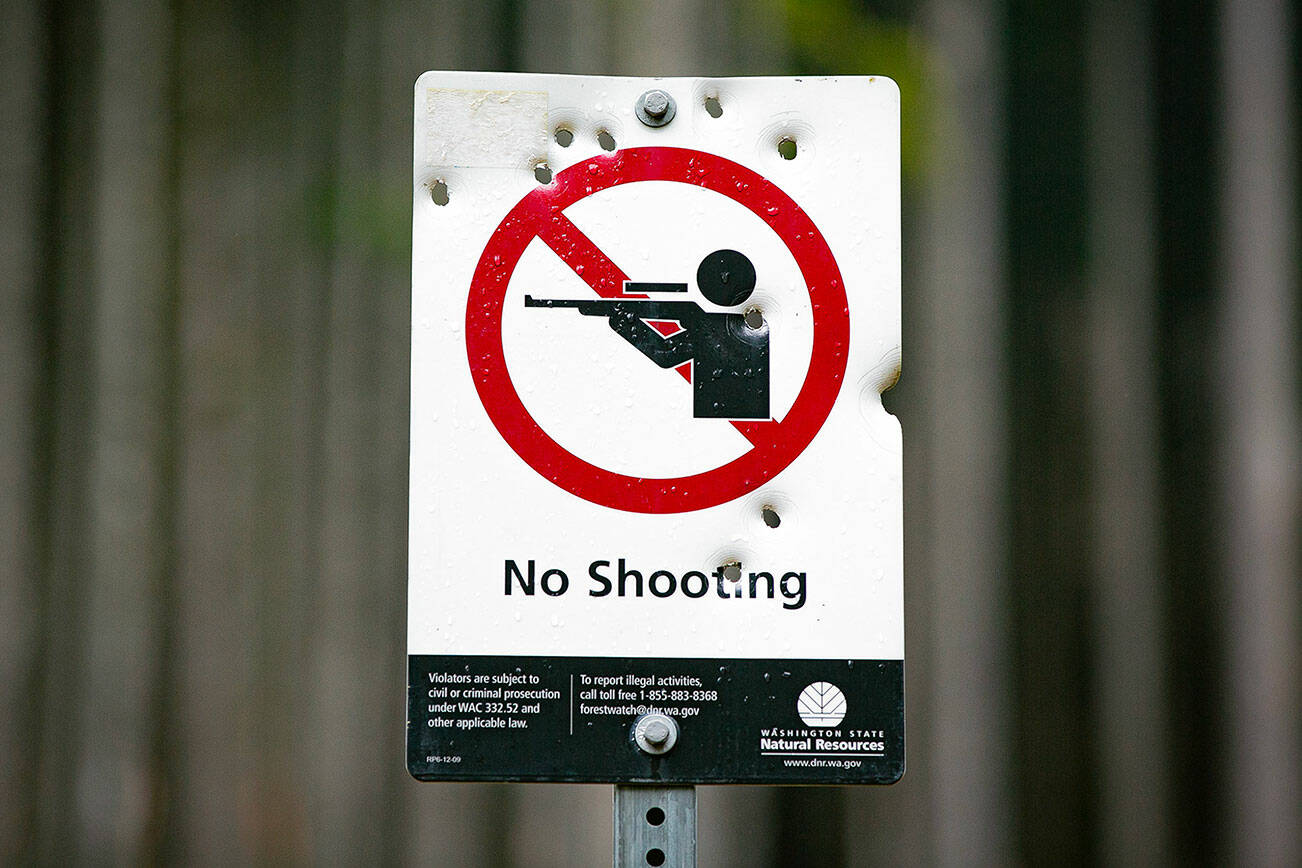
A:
704;96;723;118
762;506;781;528
430;179;449;205
555;128;574;147
778;137;797;160
597;130;617;151
744;307;764;329
646;807;665;826
534;163;553;184
722;562;742;582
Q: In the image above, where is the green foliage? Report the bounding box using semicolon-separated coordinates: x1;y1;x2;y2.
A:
306;172;411;262
778;0;934;182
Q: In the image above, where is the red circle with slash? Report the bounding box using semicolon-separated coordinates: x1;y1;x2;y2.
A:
466;146;849;514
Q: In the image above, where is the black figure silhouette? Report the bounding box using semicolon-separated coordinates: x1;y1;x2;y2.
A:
523;249;770;419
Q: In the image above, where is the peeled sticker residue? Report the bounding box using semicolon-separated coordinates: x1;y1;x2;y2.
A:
424;88;548;169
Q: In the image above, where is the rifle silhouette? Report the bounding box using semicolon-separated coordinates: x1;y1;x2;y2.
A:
521;250;769;419
524;295;701;320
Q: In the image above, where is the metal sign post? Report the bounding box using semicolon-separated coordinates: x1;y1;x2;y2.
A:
614;785;696;867
407;71;903;827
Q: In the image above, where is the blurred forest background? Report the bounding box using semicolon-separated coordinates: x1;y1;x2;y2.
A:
2;0;1299;864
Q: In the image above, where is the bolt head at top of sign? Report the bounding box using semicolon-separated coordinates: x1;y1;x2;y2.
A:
409;72;900;663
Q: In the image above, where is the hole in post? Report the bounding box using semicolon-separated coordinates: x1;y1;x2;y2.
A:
744;307;764;329
722;562;742;582
704;95;723;118
646;807;665;826
778;138;797;160
646;849;666;867
534;163;553;184
555;128;574;147
597;130;617;151
762;506;781;528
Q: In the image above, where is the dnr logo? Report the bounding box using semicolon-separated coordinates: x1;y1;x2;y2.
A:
797;682;847;727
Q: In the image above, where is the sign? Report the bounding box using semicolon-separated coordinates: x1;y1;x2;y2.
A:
408;72;903;784
466;146;849;514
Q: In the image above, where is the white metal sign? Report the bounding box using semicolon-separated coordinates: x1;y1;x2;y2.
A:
408;72;902;784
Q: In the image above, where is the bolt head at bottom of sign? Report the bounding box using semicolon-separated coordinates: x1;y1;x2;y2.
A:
633;713;679;755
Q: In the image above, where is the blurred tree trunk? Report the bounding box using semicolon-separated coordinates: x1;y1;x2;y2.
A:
1085;0;1172;863
244;0;338;862
26;2;101;862
76;0;178;860
1005;0;1098;862
306;0;421;857
1217;0;1301;862
1151;1;1227;861
905;0;1016;865
169;0;266;857
0;1;48;861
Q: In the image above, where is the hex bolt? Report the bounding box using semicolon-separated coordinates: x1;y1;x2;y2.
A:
643;720;670;745
632;712;680;755
643;90;669;117
635;89;677;128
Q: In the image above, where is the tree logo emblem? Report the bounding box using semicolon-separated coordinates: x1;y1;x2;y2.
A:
797;681;847;728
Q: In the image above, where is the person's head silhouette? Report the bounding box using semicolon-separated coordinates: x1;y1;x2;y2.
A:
696;249;756;307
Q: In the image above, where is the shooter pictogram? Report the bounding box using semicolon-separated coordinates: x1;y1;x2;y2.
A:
524;249;769;420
